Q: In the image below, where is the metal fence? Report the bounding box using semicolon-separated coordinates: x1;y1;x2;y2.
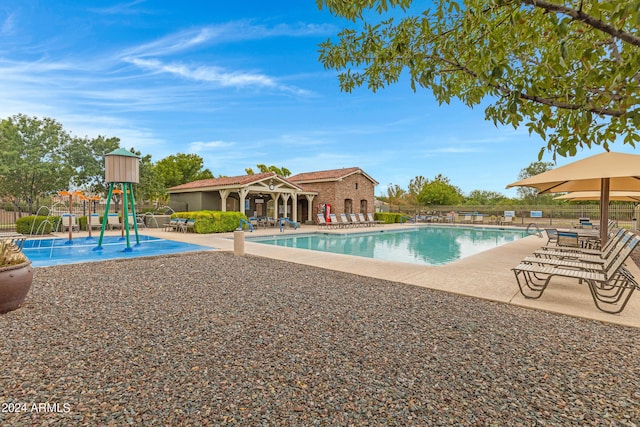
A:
377;203;640;228
4;202;639;231
0;202;165;232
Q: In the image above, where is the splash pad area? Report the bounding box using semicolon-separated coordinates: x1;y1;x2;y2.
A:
23;235;213;267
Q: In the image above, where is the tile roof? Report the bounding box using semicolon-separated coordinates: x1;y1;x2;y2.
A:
168;167;378;192
168;172;278;191
288;167;378;184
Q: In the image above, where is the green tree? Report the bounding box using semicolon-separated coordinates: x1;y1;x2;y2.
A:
465;190;508;205
417;175;463;205
406;175;427;204
125;148;166;204
156;153;214;189
386;183;406;204
516;161;555;200
246;164;292;177
67;135;120;195
318;0;640;159
0;114;74;213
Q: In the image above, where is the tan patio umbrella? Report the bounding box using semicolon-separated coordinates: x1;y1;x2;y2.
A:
506;151;640;244
554;191;640;202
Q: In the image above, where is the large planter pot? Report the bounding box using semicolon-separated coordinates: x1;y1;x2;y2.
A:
0;261;33;314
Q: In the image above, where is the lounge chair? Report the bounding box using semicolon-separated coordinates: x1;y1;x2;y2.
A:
163;217;184;232
512;234;640;314
521;231;633;273
367;213;384;226
535;228;626;260
544;228;558;245
350;213;364;227
557;231;580;248
338;213;354;228
472;214;484;224
248;217;260;229
88;213;102;230
178;219;195;233
358;213;373;227
500;216;514;225
460;214;472;224
328;213;343;229
106;213;122;230
60;214;80;232
316;213;329;228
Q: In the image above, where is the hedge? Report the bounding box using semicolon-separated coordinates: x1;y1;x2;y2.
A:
374;212;408;224
16;215;57;234
172;211;248;233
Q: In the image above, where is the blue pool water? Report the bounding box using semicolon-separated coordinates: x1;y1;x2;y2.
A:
23;235;213;267
250;226;527;266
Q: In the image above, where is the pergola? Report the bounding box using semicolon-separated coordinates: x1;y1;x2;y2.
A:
168;172;318;223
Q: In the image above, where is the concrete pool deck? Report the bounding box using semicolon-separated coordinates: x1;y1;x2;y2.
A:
115;222;640;329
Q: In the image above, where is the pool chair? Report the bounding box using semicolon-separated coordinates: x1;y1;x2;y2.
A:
106;213;122;230
163;217;184;232
472;214;484;224
460;214;472;224
337;213;352;228
512;234;640;314
316;213;329;228
349;214;366;227
534;228;627;261
544;228;558;245
328;213;343;229
521;231;632;272
500;216;514;225
358;213;374;227
248;217;260;229
87;213;102;230
60;214;80;232
178;219;195;233
367;213;384;226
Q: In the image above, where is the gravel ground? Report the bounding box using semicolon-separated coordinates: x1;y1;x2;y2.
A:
1;251;639;426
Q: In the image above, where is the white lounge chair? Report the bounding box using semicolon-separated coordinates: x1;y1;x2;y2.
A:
60;214;79;232
88;213;102;230
106;213;122;230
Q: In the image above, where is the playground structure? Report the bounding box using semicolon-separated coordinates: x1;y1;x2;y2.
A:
96;148;141;252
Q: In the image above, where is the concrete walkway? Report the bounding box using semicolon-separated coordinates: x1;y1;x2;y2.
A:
126;222;640;329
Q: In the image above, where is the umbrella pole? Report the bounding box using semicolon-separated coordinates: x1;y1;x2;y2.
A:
600;178;610;245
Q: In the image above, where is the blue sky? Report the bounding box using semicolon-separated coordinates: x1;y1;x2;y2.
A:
0;1;632;198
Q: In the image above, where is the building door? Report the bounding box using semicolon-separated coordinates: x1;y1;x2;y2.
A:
344;199;353;214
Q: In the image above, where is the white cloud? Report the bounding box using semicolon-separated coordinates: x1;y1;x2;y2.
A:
121;21;336;59
1;12;15;35
125;57;277;88
189;140;236;152
88;0;149;16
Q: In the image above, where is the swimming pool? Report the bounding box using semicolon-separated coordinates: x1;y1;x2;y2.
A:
23;235;214;267
249;226;527;266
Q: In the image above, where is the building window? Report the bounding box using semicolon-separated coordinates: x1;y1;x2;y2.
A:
355;182;358;190
360;199;367;213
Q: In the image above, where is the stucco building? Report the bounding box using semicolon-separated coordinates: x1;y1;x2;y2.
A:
167;167;378;224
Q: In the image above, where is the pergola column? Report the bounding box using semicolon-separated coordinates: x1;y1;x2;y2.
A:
272;193;280;218
291;193;298;222
305;194;315;222
219;189;230;212
281;193;290;219
238;188;250;215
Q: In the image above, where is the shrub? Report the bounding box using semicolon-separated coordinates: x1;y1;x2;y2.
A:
171;211;248;233
16;215;57;234
374;212;406;224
